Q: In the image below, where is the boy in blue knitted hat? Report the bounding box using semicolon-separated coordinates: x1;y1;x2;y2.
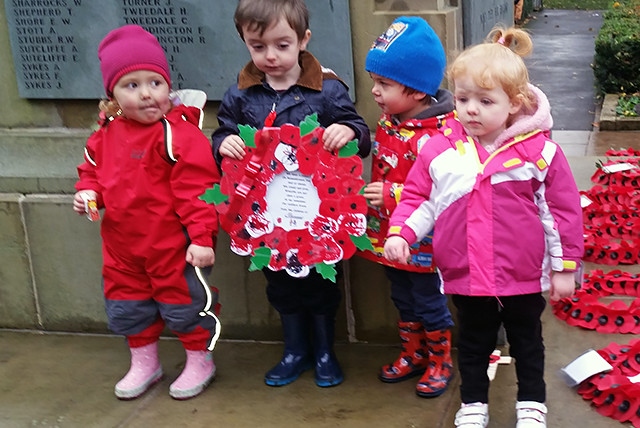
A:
359;16;455;398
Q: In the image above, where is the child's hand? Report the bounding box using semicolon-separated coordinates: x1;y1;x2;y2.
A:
549;271;576;301
219;135;246;160
363;182;385;207
323;123;355;152
186;244;215;268
384;236;410;264
73;190;97;214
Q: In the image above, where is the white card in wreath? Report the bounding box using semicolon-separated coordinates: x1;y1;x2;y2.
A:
265;170;321;231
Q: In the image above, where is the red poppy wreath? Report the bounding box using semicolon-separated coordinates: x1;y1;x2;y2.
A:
200;114;373;282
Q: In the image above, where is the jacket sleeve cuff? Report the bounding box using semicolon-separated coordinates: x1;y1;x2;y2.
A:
188;227;215;249
387;225;417;246
551;257;581;272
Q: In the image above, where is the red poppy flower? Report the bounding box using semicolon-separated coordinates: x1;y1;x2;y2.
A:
340;194;368;215
335;155;363;179
317;146;338;169
339;213;367;236
319;199;341;218
309;215;339;238
312;163;336;188
295;235;343;265
339;175;366;196
332;229;357;259
229;228;253;256
300;127;324;156
269;250;288;271
279;124;300;147
297;148;318;176
258;228;289;257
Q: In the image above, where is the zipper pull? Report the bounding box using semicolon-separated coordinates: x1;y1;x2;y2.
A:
264;103;276;127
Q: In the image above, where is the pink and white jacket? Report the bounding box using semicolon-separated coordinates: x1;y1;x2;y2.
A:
388;85;584;297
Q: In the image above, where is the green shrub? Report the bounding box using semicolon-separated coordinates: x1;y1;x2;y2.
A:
593;1;640;94
616;93;640;116
545;0;612;9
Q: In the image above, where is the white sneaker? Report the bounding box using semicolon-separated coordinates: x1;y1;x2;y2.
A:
516;401;547;427
454;402;489;427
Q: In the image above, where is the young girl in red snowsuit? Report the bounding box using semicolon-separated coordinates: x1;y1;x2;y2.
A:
73;25;221;401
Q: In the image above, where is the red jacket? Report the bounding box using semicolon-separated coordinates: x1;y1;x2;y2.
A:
358;90;455;272
76;105;219;254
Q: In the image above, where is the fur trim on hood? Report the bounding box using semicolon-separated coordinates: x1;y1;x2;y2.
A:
493;83;553;148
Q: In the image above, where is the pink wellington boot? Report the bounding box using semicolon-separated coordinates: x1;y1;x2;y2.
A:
169;350;216;400
114;342;164;400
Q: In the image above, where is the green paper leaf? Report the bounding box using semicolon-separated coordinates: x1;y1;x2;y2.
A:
358;185;366;195
351;234;374;251
199;184;228;205
238;124;258;148
299;113;320;136
338;139;359;158
248;247;272;271
316;262;337;283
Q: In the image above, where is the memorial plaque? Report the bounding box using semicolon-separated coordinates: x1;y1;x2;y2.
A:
5;0;355;100
461;0;513;47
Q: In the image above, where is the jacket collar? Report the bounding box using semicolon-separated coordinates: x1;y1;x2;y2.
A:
237;51;338;91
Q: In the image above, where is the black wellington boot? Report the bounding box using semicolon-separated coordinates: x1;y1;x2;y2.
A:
312;314;344;387
264;313;313;386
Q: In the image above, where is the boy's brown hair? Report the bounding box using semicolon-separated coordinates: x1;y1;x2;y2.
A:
234;0;309;41
403;87;431;106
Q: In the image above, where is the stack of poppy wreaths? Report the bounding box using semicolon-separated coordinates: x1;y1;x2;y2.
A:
552;147;640;426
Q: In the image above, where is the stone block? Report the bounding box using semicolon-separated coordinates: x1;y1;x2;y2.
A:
21;194;107;332
462;0;513;47
0;128;88;194
0;193;38;328
599;93;640;131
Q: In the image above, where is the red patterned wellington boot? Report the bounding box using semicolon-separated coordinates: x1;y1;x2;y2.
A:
416;329;453;398
379;321;429;383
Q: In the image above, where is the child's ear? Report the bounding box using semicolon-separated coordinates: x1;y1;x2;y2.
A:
510;93;524;115
414;92;427;101
299;29;311;50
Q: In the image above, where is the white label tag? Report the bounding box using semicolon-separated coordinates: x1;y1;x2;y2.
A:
602;163;636;173
559;349;613;387
580;195;593;208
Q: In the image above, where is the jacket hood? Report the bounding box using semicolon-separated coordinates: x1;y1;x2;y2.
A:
493;83;553;148
167;104;204;129
413;89;455;120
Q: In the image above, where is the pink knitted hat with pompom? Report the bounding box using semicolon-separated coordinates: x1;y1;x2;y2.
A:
98;25;171;96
